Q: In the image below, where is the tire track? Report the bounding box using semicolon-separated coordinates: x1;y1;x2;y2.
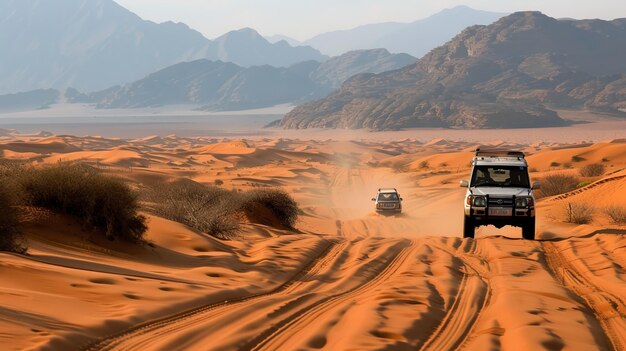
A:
542;241;626;351
80;239;341;351
548;174;626;202
420;240;491;351
244;240;417;351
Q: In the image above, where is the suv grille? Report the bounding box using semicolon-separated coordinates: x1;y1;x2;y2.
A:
488;197;513;207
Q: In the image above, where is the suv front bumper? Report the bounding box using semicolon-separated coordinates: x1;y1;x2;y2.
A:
465;205;534;228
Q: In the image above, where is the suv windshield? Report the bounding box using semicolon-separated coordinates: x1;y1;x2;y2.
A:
378;193;399;201
471;165;530;188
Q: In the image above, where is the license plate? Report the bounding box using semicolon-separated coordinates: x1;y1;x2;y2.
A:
489;208;512;216
383;203;396;208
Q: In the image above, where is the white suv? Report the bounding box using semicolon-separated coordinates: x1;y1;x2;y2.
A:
372;188;403;214
460;148;540;240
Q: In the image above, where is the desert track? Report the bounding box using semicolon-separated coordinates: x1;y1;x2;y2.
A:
245;241;417;351
542;241;626;351
419;240;491;351
80;240;338;351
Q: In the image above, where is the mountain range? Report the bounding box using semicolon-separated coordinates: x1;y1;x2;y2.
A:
301;6;506;57
0;0;325;94
280;12;626;130
0;49;415;112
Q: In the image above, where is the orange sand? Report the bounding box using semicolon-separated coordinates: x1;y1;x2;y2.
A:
0;131;625;351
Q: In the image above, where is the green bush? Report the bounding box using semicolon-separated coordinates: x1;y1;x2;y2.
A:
20;164;147;242
0;183;26;253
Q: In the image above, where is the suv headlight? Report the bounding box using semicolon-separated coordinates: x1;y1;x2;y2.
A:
515;197;534;208
472;196;487;207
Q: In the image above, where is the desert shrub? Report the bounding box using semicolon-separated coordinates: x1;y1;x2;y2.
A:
550;162;561;168
579;163;605;177
564;203;594;224
419;160;430;169
604;206;626;225
150;181;300;239
571;155;586;163
19;164;147;242
602;158;610;163
439;162;449;168
538;173;579;197
563;163;573;169
241;189;299;229
214;179;224;186
0;183;26;253
577;181;593;188
151;181;240;239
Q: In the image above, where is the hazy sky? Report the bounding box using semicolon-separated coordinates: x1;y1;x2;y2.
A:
114;0;626;41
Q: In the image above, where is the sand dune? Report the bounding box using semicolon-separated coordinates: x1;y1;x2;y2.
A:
0;133;625;350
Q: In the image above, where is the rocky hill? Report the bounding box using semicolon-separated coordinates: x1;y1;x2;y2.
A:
280;12;626;130
65;49;415;111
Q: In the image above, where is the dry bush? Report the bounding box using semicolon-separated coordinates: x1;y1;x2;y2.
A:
604;205;626;225
0;183;26;253
538;173;579;197
149;181;300;239
19;164;147;242
241;189;299;229
564;202;594;224
149;180;239;239
579;163;605;177
550;162;561;168
419;160;430;169
571;155;586;163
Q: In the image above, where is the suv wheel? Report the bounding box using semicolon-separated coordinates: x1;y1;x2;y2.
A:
522;219;536;240
463;216;475;239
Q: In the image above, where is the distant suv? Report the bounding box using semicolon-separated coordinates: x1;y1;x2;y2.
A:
460;148;540;240
372;188;403;214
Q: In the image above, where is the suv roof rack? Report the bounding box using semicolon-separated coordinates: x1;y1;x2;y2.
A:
378;188;398;192
475;147;525;158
